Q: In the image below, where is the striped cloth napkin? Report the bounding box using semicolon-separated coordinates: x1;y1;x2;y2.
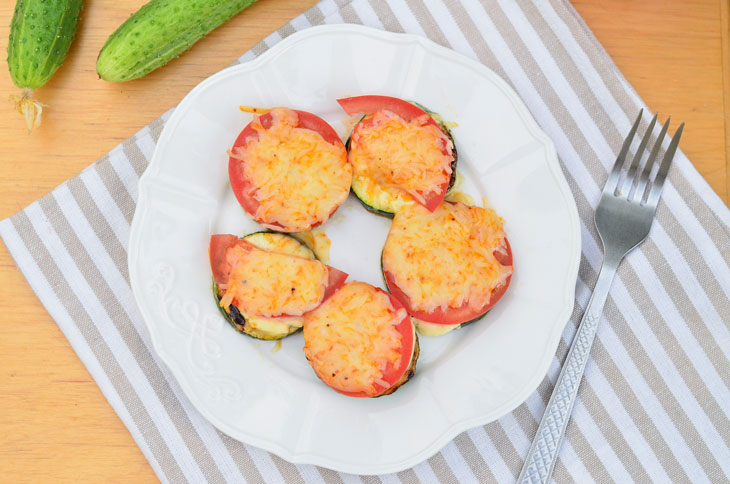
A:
3;0;730;482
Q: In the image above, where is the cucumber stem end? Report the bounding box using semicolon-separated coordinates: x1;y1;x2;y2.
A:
10;88;45;133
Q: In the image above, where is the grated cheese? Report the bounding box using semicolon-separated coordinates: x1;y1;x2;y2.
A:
383;202;513;313
230;108;351;232
219;241;328;317
348;110;453;206
303;282;407;395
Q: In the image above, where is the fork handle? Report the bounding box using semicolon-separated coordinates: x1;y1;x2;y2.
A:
517;256;619;484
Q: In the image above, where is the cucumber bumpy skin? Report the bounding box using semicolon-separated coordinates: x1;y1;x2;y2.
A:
7;0;82;131
97;0;257;82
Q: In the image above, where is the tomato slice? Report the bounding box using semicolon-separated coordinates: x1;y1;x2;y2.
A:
321;266;348;303
422;179;452;212
228;109;343;230
337;95;440;128
209;234;349;315
332;289;416;398
385;238;513;325
338;95;452;212
209;234;239;285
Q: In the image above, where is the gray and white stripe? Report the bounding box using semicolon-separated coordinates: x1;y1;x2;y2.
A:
2;0;729;482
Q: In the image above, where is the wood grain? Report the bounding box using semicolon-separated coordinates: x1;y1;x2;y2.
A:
573;0;728;203
722;0;730;202
0;1;727;483
0;2;319;483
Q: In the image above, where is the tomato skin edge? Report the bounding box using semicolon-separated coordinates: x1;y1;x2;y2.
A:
209;234;239;285
384;238;513;325
337;95;437;126
234;109;342;148
321;267;348;304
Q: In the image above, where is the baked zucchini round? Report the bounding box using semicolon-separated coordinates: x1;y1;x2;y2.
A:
210;231;348;340
303;281;418;397
338;95;457;217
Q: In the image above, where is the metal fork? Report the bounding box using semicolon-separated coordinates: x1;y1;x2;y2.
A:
517;110;684;484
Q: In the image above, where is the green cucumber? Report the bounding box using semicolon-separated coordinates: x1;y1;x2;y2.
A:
97;0;257;82
7;0;82;131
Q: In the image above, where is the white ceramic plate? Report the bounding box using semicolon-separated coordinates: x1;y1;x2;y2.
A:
129;24;580;475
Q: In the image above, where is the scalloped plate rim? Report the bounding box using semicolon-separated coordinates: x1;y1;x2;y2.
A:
128;24;581;475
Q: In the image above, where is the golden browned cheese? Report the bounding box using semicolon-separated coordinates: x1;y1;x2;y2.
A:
230;108;351;232
219;243;328;317
349;110;453;205
303;282;407;394
383;202;512;313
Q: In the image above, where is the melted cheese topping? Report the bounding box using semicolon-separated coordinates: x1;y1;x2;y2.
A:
441;171;478;209
219;241;328;317
293;226;331;264
303;282;407;394
444;190;475;206
414;318;460;337
348;110;453;205
244;314;304;339
352;173;415;213
230;108;351;232
245;232;314;259
383;202;512;313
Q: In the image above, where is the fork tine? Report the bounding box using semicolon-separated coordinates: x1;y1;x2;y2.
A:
646;122;684;208
603;109;643;195
633;118;670;202
620;113;657;197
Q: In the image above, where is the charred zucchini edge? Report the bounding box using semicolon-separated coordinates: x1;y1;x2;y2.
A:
345;104;458;218
212;231;316;340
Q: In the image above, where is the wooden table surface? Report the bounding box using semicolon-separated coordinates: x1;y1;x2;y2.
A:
1;0;728;482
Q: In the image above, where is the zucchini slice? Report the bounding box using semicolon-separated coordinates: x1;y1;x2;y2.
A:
341;97;458;218
351;135;458;218
303;281;418;397
212;231;319;340
410;316;486;337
